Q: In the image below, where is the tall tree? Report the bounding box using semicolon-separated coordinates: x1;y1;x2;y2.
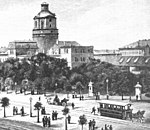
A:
34;102;42;123
1;97;10;117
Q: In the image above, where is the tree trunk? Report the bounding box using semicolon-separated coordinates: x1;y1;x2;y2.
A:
4;107;6;117
65;116;68;130
82;125;83;130
37;110;40;123
122;92;124;100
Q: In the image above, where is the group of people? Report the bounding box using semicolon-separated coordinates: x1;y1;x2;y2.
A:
42;116;51;127
88;119;96;130
79;95;84;100
13;106;18;115
101;124;113;130
13;106;24;116
52;111;58;120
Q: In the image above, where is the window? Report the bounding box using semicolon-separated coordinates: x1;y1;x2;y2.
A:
126;57;131;63
41;21;44;29
34;21;37;28
75;57;78;62
75;49;78;53
50;24;51;27
145;58;150;63
134;57;139;63
10;50;14;54
119;57;124;63
49;19;52;22
83;57;85;61
64;48;68;53
81;49;85;53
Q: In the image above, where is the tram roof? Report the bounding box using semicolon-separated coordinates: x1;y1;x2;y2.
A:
98;100;131;106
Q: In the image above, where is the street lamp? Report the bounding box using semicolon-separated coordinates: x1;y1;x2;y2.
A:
29;97;33;117
106;79;109;100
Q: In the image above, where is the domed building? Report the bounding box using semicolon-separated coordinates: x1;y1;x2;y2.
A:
32;2;59;54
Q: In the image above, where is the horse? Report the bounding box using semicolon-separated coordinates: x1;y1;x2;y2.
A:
132;110;145;123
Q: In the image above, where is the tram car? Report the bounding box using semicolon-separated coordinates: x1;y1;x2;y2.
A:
98;100;132;120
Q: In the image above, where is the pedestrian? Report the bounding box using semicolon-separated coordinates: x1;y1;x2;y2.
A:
67;115;71;124
16;107;18;115
13;106;15;115
39;96;41;101
110;125;113;130
42;116;45;127
81;95;84;100
45;116;48;127
105;124;108;130
48;116;51;127
92;119;96;130
88;120;92;130
55;111;58;120
91;107;96;115
52;111;54;120
72;102;75;109
136;95;138;101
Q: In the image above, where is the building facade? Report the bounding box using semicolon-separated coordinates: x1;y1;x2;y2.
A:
32;2;58;54
8;40;38;59
0;47;8;62
94;50;121;65
60;46;94;68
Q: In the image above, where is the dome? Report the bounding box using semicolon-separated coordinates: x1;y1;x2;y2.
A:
34;2;55;19
35;11;55;18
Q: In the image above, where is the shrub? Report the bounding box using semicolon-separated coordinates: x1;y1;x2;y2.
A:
145;93;150;98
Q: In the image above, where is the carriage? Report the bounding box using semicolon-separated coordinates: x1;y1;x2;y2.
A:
98;100;132;120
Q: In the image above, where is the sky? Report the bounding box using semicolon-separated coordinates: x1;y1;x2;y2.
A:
0;0;150;50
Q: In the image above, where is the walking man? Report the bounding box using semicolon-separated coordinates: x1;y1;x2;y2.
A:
91;107;96;115
88;120;92;130
67;115;71;124
92;119;96;130
48;116;51;127
72;102;75;109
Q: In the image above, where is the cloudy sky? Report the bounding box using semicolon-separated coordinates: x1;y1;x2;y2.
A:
0;0;150;49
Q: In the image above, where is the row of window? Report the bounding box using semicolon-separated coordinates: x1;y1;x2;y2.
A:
34;20;52;29
119;57;150;64
75;57;86;62
74;49;93;53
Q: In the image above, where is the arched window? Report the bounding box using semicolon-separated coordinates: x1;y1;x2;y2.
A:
41;21;44;29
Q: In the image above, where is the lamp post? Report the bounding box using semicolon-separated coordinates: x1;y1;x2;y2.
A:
106;79;109;100
29;97;32;117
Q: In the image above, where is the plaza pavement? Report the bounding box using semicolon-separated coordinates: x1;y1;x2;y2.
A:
0;91;150;130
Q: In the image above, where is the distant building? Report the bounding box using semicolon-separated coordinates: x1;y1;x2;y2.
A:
48;41;80;57
60;45;94;68
118;43;150;74
32;2;58;54
94;49;121;65
0;47;8;62
8;40;38;59
94;39;150;74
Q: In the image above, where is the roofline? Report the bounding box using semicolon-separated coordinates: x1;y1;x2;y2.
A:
98;100;132;106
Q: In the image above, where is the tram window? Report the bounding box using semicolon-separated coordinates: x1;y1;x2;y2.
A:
100;104;103;108
110;105;114;110
105;104;108;109
114;105;117;110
